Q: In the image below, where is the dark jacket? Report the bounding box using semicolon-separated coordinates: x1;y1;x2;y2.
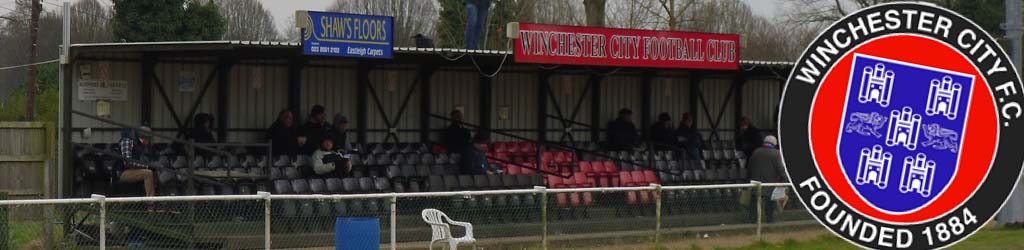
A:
299;121;333;154
676;125;703;159
737;126;764;159
442;123;471;153
188;128;216;144
748;145;787;183
266;121;299;156
606;118;640;150
648;121;676;150
328;129;353;152
460;147;491;175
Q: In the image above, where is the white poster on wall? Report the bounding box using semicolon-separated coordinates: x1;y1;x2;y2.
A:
178;71;196;92
78;79;128;101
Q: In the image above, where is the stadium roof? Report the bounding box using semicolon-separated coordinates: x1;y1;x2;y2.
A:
70;40;795;69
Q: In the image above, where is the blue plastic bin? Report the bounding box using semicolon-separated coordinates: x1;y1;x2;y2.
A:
335;217;381;250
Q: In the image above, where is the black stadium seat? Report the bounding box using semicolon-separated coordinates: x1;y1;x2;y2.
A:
374;178;392;193
357;177;374;193
458;175;476;190
291;179;310;194
342;178;359;193
428;175;445;192
283;167;300;180
309;178;326;193
443;176;460;191
326;178;343;193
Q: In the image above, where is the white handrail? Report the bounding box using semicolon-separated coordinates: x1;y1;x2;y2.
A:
0;183;792;205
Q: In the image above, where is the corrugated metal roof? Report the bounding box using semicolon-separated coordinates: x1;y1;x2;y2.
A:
71;40;794;67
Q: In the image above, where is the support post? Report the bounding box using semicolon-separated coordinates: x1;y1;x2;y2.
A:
537;71;551;144
94;194;106;250
590;75;602;143
0;192;7;249
390;195;397;250
653;184;662;248
734;76;746;138
688;74;703;139
640;72;653;135
754;181;763;241
259;191;271;249
356;63;372;145
419;67;434;143
287;59;304;116
141;55;154;126
479;75;493;138
216;61;231;142
537;186;548;250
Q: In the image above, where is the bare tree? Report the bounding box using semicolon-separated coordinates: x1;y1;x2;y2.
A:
215;0;278;41
583;0;606;27
607;0;658;29
649;0;698;30
281;13;301;42
521;0;584;25
71;0;113;43
328;0;438;47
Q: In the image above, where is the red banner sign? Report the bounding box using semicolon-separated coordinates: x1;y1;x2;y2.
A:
513;23;740;70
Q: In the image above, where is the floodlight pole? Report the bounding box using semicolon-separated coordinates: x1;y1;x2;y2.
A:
57;0;70;198
1000;0;1024;226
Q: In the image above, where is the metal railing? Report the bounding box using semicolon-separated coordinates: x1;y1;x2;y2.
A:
0;182;813;250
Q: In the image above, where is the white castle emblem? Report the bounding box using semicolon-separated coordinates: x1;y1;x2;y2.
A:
899;153;936;197
856;145;892;189
925;75;963;120
858;63;895;107
886;107;922;150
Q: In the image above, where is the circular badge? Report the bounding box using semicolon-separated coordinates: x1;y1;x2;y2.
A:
779;2;1024;249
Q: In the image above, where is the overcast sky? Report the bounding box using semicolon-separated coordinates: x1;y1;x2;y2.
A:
4;0;787;36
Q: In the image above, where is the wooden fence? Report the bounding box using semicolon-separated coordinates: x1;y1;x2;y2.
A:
0;122;55;199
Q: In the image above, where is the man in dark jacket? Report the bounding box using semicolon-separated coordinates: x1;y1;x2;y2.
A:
648;113;676;150
298;105;333;154
442;109;472;153
188;113;217;143
736;117;764;159
266;109;300;156
748;135;787;222
329;114;354;152
676;112;703;159
460;134;496;175
606;108;640;150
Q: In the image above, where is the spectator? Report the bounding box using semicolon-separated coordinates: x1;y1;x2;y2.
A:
266;109;300;156
463;0;492;49
606;108;640;150
117;127;156;199
414;34;434;48
298;105;333;154
442;109;472;153
676;112;703;159
188;113;217;143
312;138;352;178
460;134;497;175
736;117;764;159
329;114;354;152
648;113;676;150
748;135;787;222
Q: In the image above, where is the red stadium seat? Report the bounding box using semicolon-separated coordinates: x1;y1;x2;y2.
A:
574;174;593;188
521;162;538;175
643;170;659;184
506;164;522;175
619;171;634;186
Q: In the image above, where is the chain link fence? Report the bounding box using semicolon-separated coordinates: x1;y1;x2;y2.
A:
0;183;812;249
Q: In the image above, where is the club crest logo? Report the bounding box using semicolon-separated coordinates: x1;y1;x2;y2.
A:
780;3;1024;250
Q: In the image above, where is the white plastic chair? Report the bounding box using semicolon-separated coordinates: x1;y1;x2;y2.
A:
421;208;476;250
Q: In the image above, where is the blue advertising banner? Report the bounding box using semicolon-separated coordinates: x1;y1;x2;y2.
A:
296;11;393;59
